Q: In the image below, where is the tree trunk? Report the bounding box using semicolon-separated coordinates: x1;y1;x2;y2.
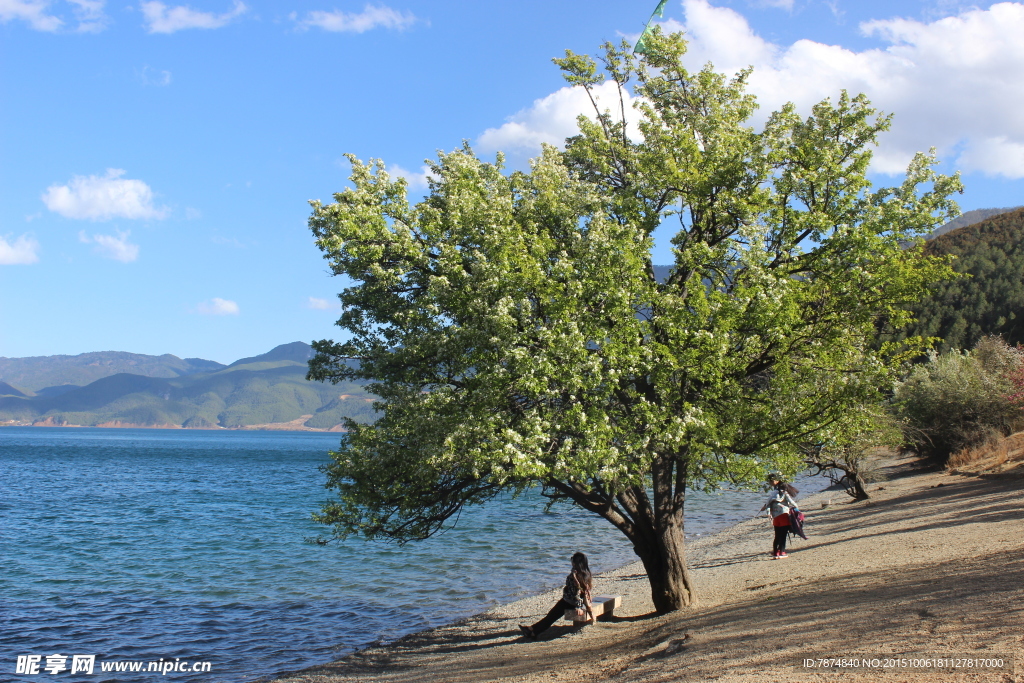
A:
632;517;694;612
548;458;695;613
849;472;871;501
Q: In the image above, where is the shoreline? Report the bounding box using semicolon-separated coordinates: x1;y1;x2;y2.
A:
267;491;830;683
273;455;1024;683
0;420;347;432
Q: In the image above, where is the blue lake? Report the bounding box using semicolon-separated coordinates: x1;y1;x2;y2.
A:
0;427;824;682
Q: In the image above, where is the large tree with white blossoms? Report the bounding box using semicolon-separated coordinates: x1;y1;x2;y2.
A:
306;30;961;612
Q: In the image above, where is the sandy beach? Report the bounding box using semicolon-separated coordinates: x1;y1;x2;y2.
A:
274;454;1023;683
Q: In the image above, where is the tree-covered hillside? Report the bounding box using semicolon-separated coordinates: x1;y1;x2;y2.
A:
929;206;1022;240
0;343;375;429
898;207;1024;352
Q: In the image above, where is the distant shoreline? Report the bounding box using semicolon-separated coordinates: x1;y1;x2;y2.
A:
0;342;372;433
0;419;347;432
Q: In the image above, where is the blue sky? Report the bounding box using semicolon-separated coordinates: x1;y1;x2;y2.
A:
2;0;1023;363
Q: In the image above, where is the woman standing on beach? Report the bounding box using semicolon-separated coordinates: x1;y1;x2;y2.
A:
519;552;593;639
761;471;799;559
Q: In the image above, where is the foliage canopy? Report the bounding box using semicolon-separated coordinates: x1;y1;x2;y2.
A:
307;30;962;611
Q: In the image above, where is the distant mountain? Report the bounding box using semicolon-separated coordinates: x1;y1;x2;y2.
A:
33;385;80;399
895;207;1024;352
930;206;1023;240
0;381;28;397
228;341;315;367
0;342;376;430
0;351;225;393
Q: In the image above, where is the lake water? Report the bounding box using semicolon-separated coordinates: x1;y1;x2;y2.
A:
1;427;825;682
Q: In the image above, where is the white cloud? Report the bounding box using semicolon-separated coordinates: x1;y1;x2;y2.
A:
42;169;169;221
197;297;239;315
665;0;1024;177
292;4;416;32
484;0;1024;179
79;229;139;262
139;65;172;86
387;163;435;191
0;0;64;30
210;234;244;247
0;234;40;265
67;0;107;32
140;0;245;33
306;296;340;311
477;80;642;161
0;0;108;32
753;0;794;9
957;136;1024;179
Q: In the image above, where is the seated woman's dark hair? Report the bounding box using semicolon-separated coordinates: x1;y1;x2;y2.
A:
571;552;592;590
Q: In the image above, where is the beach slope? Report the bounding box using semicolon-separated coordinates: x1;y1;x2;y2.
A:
275;459;1023;683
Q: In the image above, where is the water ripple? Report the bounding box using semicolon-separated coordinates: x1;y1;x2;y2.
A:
1;427;824;682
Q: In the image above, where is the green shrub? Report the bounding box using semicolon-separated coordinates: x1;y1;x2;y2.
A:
893;336;1024;463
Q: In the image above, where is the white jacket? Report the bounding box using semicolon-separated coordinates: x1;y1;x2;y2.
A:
765;491;798;518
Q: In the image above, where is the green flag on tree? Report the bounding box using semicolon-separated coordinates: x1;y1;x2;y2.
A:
634;0;669;54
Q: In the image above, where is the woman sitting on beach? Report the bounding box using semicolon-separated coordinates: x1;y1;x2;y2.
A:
761;471;799;559
519;552;593;639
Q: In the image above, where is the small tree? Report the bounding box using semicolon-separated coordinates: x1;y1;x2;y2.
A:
306;31;960;612
803;406;901;500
